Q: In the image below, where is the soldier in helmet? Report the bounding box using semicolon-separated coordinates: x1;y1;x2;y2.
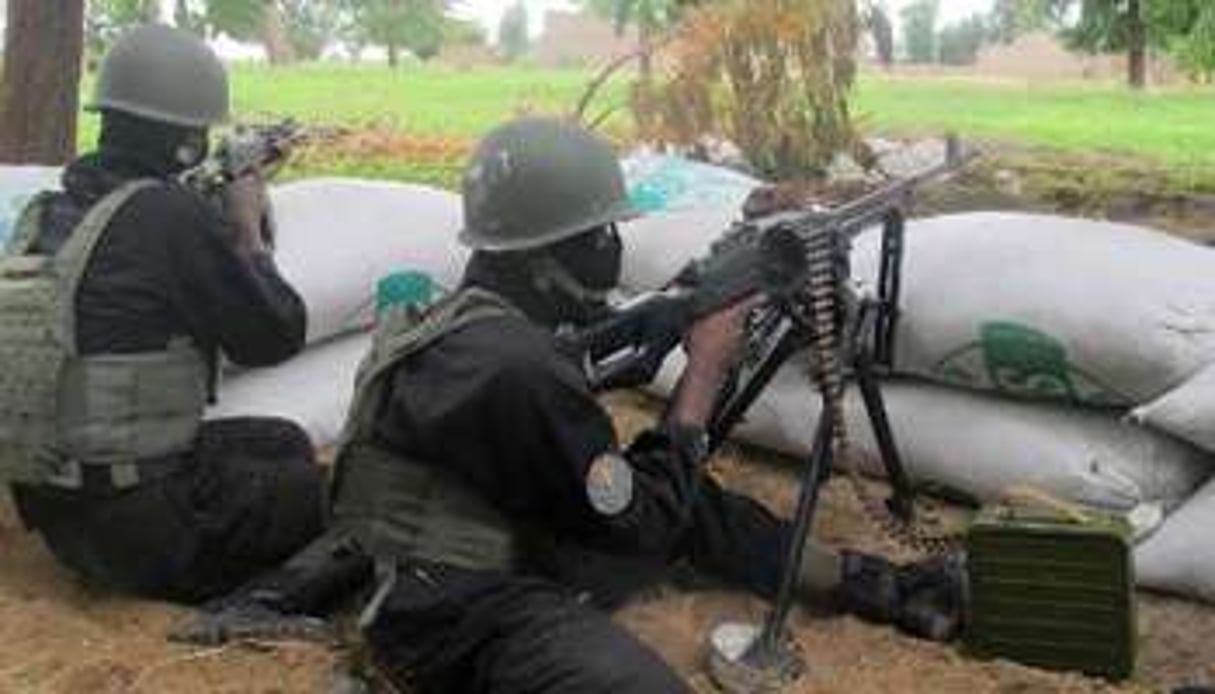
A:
178;117;964;689
0;24;323;603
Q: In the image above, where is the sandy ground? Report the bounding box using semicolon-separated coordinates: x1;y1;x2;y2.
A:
1;169;1211;693
0;393;1211;693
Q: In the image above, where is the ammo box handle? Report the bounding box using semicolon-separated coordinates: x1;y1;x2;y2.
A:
998;485;1093;525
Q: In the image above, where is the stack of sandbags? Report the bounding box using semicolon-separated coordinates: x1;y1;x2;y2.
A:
617;167;1215;600
0;172;466;450
0;166;61;249
213;158;763;447
210;179;466;446
208;334;372;447
270;178;467;343
846;212;1215;601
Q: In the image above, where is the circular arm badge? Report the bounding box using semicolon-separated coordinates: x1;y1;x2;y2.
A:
586;452;634;516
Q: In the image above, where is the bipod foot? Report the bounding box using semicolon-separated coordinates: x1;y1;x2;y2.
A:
706;621;805;694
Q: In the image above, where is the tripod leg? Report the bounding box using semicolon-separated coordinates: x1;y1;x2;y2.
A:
756;401;834;655
854;358;915;522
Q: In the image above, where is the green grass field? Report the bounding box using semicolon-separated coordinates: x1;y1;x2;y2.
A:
76;64;1215;188
855;75;1215;186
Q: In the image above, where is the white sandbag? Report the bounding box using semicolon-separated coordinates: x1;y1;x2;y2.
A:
618;207;742;290
650;354;1209;514
1135;476;1215;600
1130;361;1215;452
0;166;61;249
622;153;760;215
851;212;1215;410
269;178;466;344
208;333;370;447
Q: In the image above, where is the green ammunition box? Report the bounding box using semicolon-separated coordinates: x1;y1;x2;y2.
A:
964;501;1136;680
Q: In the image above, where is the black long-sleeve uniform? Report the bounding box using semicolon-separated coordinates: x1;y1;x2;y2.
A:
360;306;797;693
9;150;324;603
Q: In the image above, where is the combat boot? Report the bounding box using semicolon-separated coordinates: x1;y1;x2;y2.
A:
833;550;968;642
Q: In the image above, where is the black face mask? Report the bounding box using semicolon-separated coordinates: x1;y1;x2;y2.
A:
98;110;210;177
461;225;625;330
548;224;623;294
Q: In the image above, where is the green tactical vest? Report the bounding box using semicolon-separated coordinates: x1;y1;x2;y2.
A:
0;181;210;489
330;288;524;573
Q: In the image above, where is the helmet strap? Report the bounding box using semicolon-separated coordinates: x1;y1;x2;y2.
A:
528;253;612;323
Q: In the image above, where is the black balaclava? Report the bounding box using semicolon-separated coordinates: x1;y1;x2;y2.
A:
463;224;624;330
98;109;210;178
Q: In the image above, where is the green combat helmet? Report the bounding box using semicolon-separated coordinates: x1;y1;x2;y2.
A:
459;117;637;252
89;23;229;128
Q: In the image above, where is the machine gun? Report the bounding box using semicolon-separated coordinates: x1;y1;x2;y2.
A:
563;138;974;692
180;119;306;198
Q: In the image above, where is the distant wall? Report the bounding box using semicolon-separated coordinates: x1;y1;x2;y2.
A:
436;44;499;69
973;31;1177;84
532;11;639;69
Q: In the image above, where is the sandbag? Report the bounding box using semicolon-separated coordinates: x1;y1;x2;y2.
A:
0;166;61;249
618;207;743;290
623;210;1215;453
851;212;1215;411
622;153;760;215
1130;361;1215;452
1135;476;1215;601
269;178;466;344
650;354;1209;515
208;333;370;447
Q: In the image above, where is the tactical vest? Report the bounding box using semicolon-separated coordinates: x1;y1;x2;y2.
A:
0;181;210;489
330;288;524;574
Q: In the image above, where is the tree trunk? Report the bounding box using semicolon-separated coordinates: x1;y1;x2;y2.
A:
174;0;202;34
0;0;85;164
638;24;654;86
260;0;296;65
388;41;400;68
1127;0;1147;90
139;0;159;21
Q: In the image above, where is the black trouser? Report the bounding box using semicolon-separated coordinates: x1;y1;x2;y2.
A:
364;476;793;693
10;417;326;604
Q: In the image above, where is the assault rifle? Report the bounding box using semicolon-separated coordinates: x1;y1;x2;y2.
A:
181;119;305;198
562;139;974;692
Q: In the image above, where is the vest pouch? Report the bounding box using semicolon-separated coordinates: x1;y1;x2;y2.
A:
0;257;64;482
57;344;208;463
333;444;518;572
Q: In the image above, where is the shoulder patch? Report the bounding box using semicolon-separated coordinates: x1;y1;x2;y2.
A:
586;452;634;517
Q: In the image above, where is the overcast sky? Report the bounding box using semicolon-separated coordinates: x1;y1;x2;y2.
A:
170;0;1002;57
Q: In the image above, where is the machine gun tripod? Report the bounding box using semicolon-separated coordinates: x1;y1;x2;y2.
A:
562;140;972;690
698;147;972;692
703;203;919;692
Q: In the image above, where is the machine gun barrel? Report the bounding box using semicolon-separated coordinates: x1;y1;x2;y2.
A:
775;136;975;243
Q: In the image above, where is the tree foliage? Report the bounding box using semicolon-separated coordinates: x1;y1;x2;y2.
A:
278;0;344;60
987;0;1068;44
633;0;863;179
85;0;158;57
339;0;452;65
938;13;987;65
862;1;894;68
1170;3;1215;79
903;0;937;63
497;1;528;62
204;0;263;42
900;0;938;63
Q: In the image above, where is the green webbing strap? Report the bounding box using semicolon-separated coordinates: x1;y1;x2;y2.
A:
6;191;56;255
339;288;522;448
53;180;158;356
